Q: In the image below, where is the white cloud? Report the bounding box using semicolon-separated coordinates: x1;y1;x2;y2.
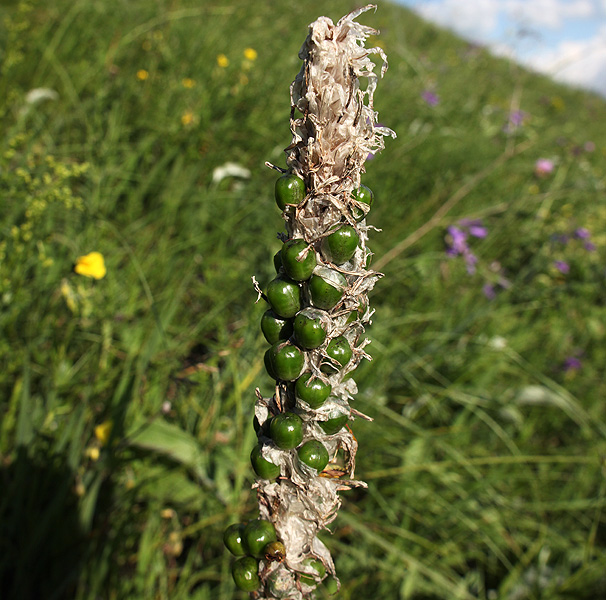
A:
504;0;596;30
520;24;606;94
416;0;501;41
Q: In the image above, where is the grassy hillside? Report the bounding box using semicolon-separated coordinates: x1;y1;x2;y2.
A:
1;1;605;598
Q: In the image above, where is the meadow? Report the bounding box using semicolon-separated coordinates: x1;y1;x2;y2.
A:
1;0;606;598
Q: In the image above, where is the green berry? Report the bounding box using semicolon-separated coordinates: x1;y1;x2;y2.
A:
299;557;326;586
242;519;277;558
250;444;280;479
351;184;374;221
281;239;316;282
261;309;293;344
263;540;286;562
223;522;246;556
293;309;327;350
321;336;353;373
295;373;331;409
232;556;260;591
297;440;329;471
308;267;347;310
324;575;339;594
321;225;359;265
266;275;301;318
265;341;305;381
275;174;306;210
319;410;349;435
270;412;303;449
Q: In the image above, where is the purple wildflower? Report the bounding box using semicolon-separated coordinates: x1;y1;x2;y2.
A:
483;283;496;300
562;356;582;371
464;251;478;274
535;158;555;177
509;110;526;127
554;260;570;274
584;141;596;152
446;225;468;256
584;241;597;252
422;90;439;106
574;227;591;240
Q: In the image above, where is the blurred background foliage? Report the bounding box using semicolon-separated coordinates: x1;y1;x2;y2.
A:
1;0;605;598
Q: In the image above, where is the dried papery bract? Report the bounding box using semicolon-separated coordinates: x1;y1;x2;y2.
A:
228;6;394;598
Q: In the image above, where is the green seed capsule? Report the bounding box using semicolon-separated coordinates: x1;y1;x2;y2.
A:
297;440;329;471
281;239;316;282
266;275;301;318
293;309;327;350
351;184;374;221
321;336;353;373
232;556;260;592
261;309;293;344
250;444;281;479
308;268;347;310
223;522;247;556
324;575;339;595
275;174;306;210
319;411;349;435
270;412;303;449
295;373;331;409
265;341;305;381
264;540;286;563
321;225;359;265
299;557;326;586
242;519;277;558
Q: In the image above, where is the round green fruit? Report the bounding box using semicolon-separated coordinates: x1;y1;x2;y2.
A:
264;540;286;562
297;440;329;472
242;519;277;558
281;239;316;282
321;336;353;373
295;373;331;409
250;444;280;479
321;225;359;265
319;410;349;435
270;412;303;449
261;309;293;345
308;268;347;310
232;556;260;592
265;341;304;381
266;276;300;319
351;184;374;221
324;575;339;595
223;522;246;556
299;557;326;586
293;309;327;350
275;174;306;210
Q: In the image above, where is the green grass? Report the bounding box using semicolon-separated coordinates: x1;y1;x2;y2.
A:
1;0;606;598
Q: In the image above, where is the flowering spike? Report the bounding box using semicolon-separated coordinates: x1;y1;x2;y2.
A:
228;8;394;597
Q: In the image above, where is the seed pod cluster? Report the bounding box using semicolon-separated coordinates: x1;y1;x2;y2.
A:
225;6;394;598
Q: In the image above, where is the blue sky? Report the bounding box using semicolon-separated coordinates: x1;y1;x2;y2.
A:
393;0;606;96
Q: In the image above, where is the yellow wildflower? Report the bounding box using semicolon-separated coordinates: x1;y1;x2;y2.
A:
217;54;229;68
181;111;194;126
94;420;113;446
182;77;195;88
75;251;106;279
136;69;149;81
243;47;257;61
86;446;100;461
